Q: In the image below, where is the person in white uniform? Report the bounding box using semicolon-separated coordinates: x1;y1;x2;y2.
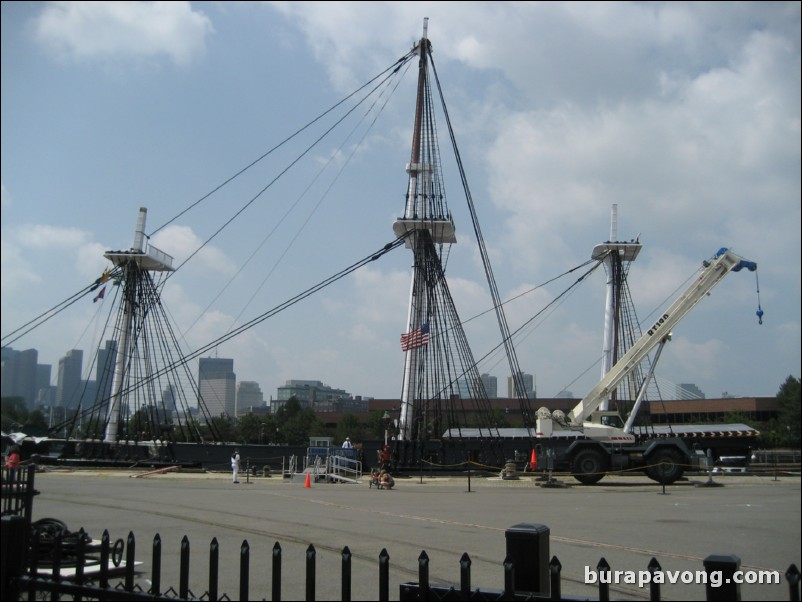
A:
231;448;241;483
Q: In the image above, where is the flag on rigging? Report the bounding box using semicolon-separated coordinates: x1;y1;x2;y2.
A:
90;269;111;291
93;286;106;303
400;323;429;351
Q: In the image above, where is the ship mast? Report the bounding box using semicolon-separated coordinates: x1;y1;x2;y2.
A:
592;204;640;411
103;207;174;443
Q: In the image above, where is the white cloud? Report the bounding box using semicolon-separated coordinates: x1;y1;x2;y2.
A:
34;1;214;66
150;224;236;276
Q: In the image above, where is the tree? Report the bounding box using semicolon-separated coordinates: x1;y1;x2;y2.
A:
25;409;48;435
272;398;324;444
1;397;28;433
209;415;237;442
237;413;262;444
127;407;155;440
366;409;392;440
777;375;801;448
336;413;361;443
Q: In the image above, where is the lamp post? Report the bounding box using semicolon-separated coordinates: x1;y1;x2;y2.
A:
382;411;391;446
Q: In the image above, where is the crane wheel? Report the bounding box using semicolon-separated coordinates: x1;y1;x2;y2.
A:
646;449;685;484
571;448;608;485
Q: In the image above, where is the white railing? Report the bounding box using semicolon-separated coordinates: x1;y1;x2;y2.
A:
328;453;362;483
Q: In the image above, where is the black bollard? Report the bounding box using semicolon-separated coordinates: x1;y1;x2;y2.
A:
505;523;550;596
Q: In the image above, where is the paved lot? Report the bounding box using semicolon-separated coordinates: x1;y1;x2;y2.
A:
28;468;801;601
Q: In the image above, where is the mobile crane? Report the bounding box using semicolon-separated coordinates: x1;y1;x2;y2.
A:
535;247;759;484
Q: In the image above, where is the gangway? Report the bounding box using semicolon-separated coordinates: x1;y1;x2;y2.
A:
327;453;362;484
283;443;364;483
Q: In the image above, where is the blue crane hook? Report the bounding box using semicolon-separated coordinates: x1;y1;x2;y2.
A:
755;272;763;325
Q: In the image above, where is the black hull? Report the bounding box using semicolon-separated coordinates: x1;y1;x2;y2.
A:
10;432;756;476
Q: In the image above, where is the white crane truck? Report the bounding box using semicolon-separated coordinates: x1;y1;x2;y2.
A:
535;247;759;485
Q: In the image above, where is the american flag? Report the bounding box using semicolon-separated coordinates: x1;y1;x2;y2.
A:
400;323;430;351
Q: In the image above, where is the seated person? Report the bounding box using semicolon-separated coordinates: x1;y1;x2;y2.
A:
379;469;394;490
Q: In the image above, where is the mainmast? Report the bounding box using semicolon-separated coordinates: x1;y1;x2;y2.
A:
592;204;641;411
103;207;174;443
393;18;456;441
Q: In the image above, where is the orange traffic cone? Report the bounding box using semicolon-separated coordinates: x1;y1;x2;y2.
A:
529;448;538;471
304;472;311;488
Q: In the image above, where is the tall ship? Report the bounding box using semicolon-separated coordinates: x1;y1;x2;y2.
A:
2;21;762;482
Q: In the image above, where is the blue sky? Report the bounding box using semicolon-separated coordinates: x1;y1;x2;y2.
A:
2;1;800;403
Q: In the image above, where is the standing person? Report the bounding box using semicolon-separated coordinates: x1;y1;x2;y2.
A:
341;437;353;449
231;448;241;484
5;444;21;480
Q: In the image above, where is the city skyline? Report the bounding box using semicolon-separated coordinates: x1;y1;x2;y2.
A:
3;342;552;408
4;341;728;416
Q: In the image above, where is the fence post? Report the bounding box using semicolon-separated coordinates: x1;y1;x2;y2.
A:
306;544;316;601
647;557;662;601
151;534;162;596
240;540;250;602
209;538;219;602
549;556;562;601
786;564;800;602
417;551;430;600
341;546;352;602
179;535;190;600
703;554;741;601
505;523;550;596
99;530;110;590
459;552;471;599
378;548;389;602
124;531;136;592
272;542;282;602
597;557;610;602
74;528;87;602
503;554;515;598
1;515;26;601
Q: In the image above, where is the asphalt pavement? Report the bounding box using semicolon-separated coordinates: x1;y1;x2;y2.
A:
28;468;801;601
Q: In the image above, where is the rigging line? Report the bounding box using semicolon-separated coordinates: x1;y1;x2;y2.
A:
430;53;530;418
417;255;601;377
482;271;585;376
1;265;121;347
461;257;599;329
183;58;415;346
424;258;607;408
147;50;417;239
97;235;411;404
156;60;413;289
558;358;602;399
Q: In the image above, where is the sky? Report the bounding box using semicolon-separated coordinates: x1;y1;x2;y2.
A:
1;1;800;405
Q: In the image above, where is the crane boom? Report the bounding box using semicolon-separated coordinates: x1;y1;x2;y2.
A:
569;247;757;432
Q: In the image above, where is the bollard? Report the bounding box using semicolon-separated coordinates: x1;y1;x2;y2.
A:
505;523;550;596
704;554;741;601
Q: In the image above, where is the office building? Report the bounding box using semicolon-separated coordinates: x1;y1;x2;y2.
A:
507;371;536;399
678;383;705;400
56;349;83;410
198;357;236;417
477;373;498;398
96;340;117;405
1;347;39;409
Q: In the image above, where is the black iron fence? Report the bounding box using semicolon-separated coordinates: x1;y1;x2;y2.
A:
1;466;800;601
